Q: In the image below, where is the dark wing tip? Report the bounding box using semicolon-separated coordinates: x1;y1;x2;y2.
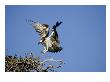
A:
56;21;62;26
26;19;38;26
53;21;62;29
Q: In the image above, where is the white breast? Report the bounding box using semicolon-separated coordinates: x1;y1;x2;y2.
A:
45;37;52;48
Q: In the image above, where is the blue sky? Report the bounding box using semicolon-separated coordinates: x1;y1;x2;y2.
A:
5;5;106;72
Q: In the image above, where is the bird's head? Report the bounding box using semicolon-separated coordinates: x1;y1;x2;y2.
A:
42;24;49;28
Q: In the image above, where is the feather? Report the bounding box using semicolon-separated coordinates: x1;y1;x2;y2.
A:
27;20;63;54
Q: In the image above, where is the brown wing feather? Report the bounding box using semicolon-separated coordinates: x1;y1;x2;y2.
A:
26;20;49;39
32;22;49;39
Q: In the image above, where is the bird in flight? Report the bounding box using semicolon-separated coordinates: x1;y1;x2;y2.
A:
27;20;63;54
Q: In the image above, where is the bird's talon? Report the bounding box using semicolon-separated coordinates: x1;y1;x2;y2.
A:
38;42;41;45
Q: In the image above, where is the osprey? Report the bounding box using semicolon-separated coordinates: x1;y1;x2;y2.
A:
27;20;63;54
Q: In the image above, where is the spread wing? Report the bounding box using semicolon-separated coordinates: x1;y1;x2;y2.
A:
27;20;49;40
50;21;63;52
50;21;62;44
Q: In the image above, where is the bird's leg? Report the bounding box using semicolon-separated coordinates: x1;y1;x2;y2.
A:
41;47;48;54
38;40;42;45
41;41;49;54
45;40;49;52
41;38;49;54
